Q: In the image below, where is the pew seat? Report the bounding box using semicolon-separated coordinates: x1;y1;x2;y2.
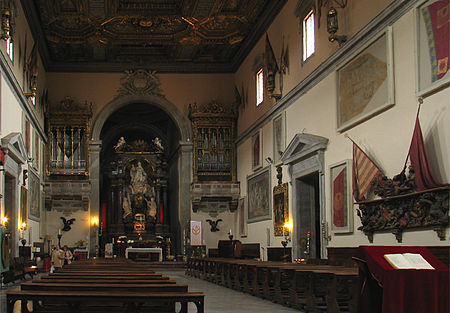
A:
6;290;205;313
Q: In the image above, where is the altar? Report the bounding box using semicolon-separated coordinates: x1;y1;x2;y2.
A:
125;247;163;262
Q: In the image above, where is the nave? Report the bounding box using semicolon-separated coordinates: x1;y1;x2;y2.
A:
0;262;299;313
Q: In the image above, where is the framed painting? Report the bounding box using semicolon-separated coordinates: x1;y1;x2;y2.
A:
251;129;262;171
273;183;289;236
336;27;394;132
20;186;28;227
238;197;248;237
28;170;40;221
247;167;271;223
415;0;449;97
329;160;353;233
273;112;286;165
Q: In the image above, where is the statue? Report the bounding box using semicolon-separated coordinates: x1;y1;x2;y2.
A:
153;137;164;151
60;217;76;231
114;136;126;151
122;195;132;219
147;197;157;218
130;161;150;194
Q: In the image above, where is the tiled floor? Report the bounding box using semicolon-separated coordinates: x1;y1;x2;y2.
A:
1;269;301;312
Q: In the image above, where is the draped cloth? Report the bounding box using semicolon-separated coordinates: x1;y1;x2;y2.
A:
407;115;444;191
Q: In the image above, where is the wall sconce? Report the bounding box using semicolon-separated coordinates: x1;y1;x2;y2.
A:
1;216;8;227
265;157;273;165
91;217;99;228
327;7;347;45
0;9;12;40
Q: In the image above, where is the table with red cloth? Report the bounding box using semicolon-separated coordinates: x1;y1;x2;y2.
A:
354;246;449;313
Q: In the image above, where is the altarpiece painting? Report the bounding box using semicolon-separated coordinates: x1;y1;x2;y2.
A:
247;167;271;223
28;170;40;221
273;183;288;236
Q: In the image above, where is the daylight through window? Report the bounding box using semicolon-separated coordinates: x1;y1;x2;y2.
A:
256;68;264;106
303;10;315;61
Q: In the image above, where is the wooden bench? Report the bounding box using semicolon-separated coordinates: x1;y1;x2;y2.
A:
6;290;205;313
41;275;170;281
33;278;177;284
21;281;188;292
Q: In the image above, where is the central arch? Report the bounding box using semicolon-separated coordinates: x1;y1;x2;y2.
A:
89;94;193;256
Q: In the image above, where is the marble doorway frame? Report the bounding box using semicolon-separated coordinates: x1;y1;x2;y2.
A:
281;133;329;260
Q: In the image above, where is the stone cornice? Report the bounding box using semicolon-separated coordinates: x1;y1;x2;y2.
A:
0;50;47;143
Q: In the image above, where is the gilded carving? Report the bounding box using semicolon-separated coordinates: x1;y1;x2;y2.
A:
116;69;164;97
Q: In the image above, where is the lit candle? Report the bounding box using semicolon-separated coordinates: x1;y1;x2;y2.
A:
58;229;61;235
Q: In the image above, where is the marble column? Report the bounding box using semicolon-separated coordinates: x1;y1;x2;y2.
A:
178;141;193;254
89;140;102;257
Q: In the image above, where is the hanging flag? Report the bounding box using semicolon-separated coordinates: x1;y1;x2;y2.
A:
160;203;164;224
0;149;4;165
264;33;278;94
190;221;202;246
333;167;346;227
352;142;382;201
407;115;444;191
422;0;449;82
101;203;107;232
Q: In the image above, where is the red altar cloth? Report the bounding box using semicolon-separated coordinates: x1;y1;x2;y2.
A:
354;246;449;313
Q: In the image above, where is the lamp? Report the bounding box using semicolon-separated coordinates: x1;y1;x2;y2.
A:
57;229;62;247
0;9;11;40
1;216;7;227
265;157;273;165
327;7;347;45
20;222;27;246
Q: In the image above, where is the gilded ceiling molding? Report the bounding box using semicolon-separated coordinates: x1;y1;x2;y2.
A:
116;69;164;98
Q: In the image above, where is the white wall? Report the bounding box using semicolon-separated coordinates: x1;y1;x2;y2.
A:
235;7;449;255
45;210;90;249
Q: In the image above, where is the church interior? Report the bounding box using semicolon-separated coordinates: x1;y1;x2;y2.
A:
0;0;448;312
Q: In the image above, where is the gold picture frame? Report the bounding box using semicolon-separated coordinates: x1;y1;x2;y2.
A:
273;183;289;236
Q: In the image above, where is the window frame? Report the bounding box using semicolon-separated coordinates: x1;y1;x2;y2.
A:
302;9;315;62
6;37;13;62
256;67;264;106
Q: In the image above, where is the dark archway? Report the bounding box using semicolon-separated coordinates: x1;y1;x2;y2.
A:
99;102;181;257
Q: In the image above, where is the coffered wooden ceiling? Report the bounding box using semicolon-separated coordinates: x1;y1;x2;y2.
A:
21;0;286;73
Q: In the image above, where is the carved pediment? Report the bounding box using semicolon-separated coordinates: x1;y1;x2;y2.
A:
117;69;164;98
281;133;328;165
1;132;27;164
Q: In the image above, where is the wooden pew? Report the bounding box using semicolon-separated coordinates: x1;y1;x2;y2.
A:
6;290;205;313
21;281;188;292
33;278;177;284
41;275;170;281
